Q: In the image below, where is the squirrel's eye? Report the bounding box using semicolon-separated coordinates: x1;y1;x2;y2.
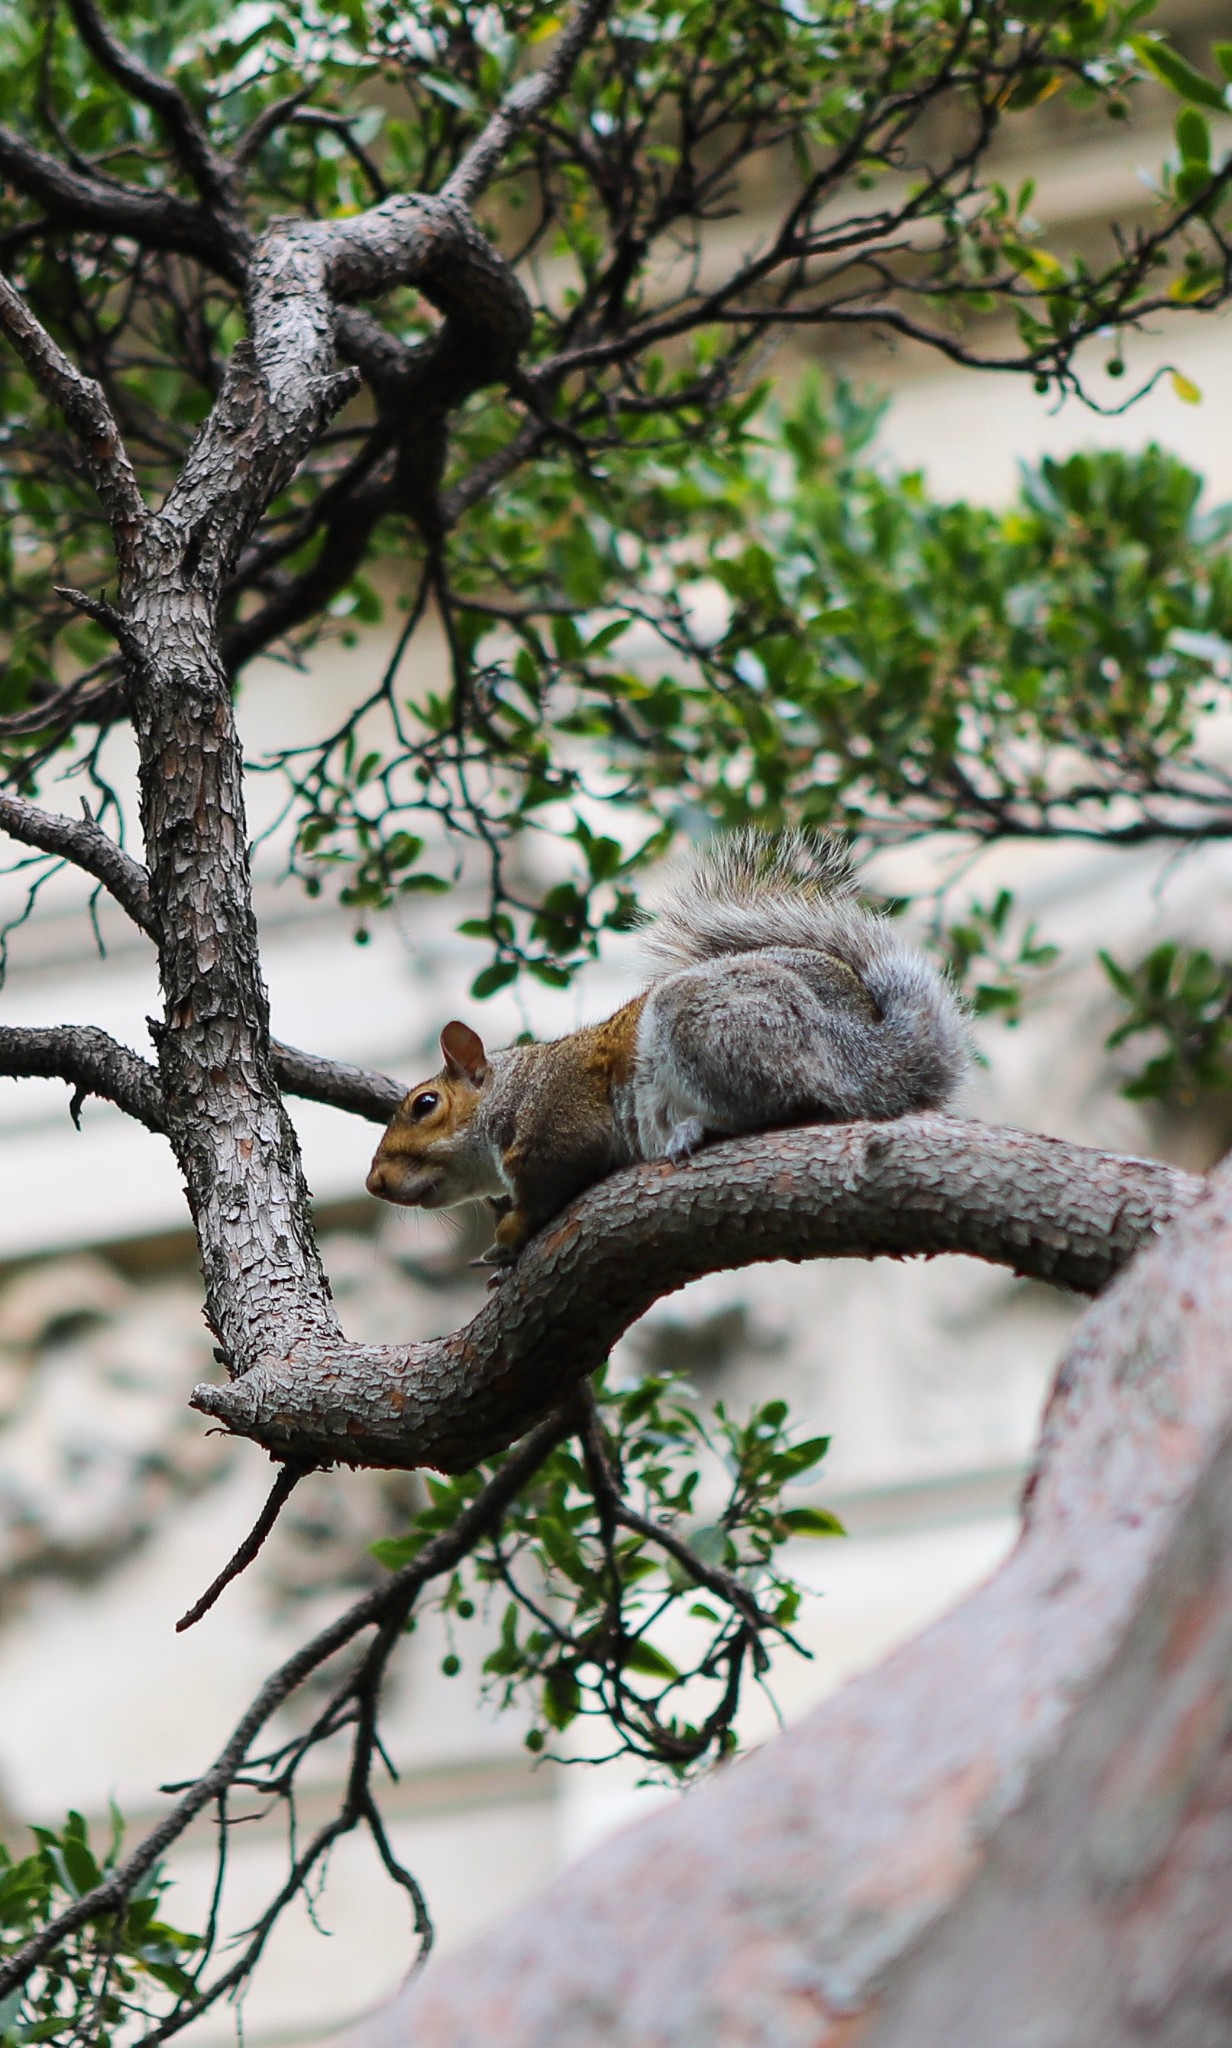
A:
409;1091;439;1122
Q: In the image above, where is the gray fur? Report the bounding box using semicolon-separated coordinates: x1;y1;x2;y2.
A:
633;829;969;1158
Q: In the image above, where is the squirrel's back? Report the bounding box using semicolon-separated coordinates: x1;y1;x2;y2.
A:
638;829;969;1128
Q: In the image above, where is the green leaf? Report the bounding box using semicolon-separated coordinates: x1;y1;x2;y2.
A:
470;961;518;999
542;1667;581;1729
421;72;478;111
687;1523;731;1567
1176;108;1211;165
622;1640;682;1683
773;1435;833;1478
1171;371;1202;405
778;1506;847;1537
1132;36;1229;110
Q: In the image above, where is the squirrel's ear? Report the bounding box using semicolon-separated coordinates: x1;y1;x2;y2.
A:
440;1020;489;1085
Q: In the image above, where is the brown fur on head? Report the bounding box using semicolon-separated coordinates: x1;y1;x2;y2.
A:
366;1022;502;1210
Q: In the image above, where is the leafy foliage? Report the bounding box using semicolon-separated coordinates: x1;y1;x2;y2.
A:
1102;941;1232;1103
275;390;1232;987
944;890;1060;1026
374;1371;839;1776
0;1812;197;2048
2;0;1232;980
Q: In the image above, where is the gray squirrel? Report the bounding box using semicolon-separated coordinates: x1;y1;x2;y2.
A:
366;829;970;1261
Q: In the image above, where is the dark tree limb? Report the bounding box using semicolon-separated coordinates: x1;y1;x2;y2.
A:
352;1151;1232;2048
63;0;234;212
0;270;146;562
190;1116;1202;1474
0;790;153;931
0;1024;166;1132
267;1043;405;1125
0;126;233;275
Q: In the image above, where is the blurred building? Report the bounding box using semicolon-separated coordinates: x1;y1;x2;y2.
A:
0;24;1230;2039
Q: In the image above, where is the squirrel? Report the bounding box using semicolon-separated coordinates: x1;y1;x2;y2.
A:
366;829;969;1264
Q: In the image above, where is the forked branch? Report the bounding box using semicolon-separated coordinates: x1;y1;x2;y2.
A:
191;1116;1202;1474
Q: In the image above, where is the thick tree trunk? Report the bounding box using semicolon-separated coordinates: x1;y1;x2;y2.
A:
353;1150;1232;2045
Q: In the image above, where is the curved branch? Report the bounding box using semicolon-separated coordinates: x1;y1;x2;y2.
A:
0;790;153;931
361;1151;1232;2048
0;1023;166;1131
190;1116;1201;1473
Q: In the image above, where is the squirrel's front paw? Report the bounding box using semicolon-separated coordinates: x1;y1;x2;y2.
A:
665;1117;707;1163
479;1242;517;1269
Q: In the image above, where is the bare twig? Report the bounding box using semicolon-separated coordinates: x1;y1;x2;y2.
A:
0;1401;577;2003
175;1462;311;1632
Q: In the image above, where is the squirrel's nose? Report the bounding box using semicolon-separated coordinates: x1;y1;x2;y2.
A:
366;1161;387;1197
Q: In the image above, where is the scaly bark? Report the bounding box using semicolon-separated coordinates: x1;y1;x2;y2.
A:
191;1116;1201;1471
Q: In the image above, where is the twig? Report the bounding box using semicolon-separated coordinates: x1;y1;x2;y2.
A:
441;0;613;209
176;1463;310;1633
0;1402;576;2002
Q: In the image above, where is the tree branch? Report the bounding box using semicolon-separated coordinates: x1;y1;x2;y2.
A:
190;1116;1201;1473
0;790;153;931
360;1151;1232;2048
440;0;614;210
268;1042;405;1124
0;270;146;561
0;1024;166;1132
63;0;233;211
0;126;234;276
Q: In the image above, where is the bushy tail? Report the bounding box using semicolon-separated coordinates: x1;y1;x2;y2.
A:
644;828;969;1113
643;828;860;966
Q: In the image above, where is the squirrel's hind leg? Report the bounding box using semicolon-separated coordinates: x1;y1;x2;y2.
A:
638;954;859;1146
